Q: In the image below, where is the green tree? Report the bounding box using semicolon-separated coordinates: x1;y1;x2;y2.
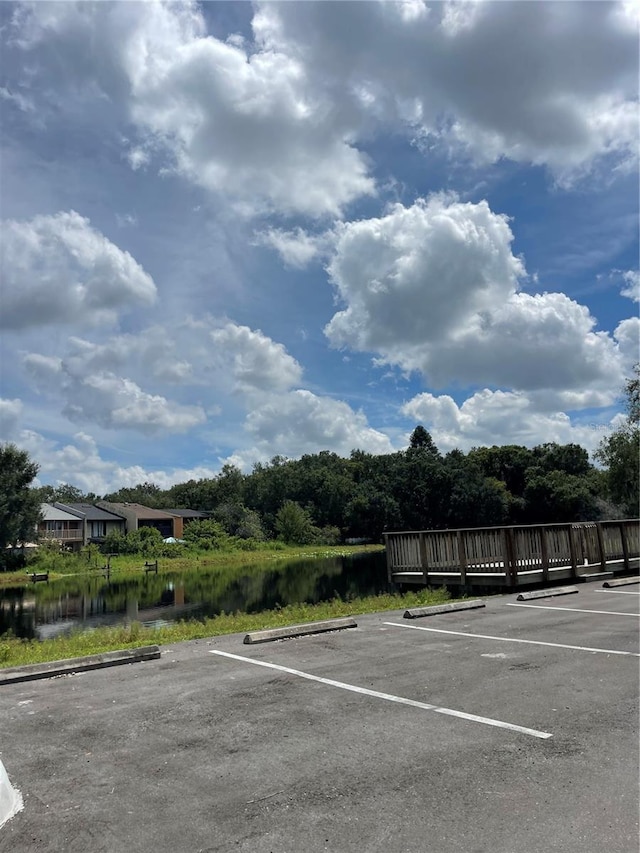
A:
102;481;165;508
183;519;231;550
595;366;640;518
409;425;440;457
522;470;599;523
532;442;591;476
0;444;42;566
274;500;317;545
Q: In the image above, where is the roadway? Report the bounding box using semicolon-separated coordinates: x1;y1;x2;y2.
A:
1;581;638;853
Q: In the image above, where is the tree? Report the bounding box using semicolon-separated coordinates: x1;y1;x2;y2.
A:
0;444;42;566
409;425;440;457
183;519;231;550
34;483;94;504
274;500;317;545
595;366;640;518
522;469;599;523
102;481;165;507
532;442;591;477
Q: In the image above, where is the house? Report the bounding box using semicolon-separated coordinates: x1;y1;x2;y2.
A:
54;502;126;545
38;504;84;551
162;508;209;530
96;502;181;539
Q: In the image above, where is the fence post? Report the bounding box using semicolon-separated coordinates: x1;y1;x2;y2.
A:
457;531;467;585
619;522;630;572
384;534;391;583
595;523;607;572
502;529;516;587
540;526;549;583
568;526;578;579
419;533;429;584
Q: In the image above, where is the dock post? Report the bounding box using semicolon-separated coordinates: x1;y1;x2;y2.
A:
540;527;549;583
419;533;429;584
619;522;630;572
568;525;579;579
595;523;607;572
457;531;467;585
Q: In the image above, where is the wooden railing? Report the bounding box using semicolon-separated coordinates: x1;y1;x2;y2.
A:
40;529;83;541
384;520;640;587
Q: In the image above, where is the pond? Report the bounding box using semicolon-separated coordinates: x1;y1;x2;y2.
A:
0;551;390;640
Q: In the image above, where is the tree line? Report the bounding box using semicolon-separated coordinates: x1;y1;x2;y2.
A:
1;369;638;557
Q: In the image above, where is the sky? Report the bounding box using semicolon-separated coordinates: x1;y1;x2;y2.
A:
0;0;638;495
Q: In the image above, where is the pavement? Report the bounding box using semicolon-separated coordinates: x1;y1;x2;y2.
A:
0;580;638;853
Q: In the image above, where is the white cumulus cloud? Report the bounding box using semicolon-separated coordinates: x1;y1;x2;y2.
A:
254;0;639;181
621;270;640;302
9;1;374;218
0;398;23;440
1;210;156;330
402;389;611;455
207;323;303;393
23;353;204;435
242;389;394;464
324;195;628;395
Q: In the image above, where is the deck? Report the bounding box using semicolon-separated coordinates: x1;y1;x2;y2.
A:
384;519;640;588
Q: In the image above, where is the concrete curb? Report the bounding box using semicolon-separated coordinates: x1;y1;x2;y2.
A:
0;759;23;830
517;586;579;601
243;618;357;644
0;645;161;686
403;600;485;619
603;576;640;588
577;571;614;581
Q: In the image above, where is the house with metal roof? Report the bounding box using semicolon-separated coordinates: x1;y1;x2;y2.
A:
96;502;182;539
54;502;126;545
38;504;84;551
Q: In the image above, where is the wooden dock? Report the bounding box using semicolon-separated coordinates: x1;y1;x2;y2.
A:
384;519;640;589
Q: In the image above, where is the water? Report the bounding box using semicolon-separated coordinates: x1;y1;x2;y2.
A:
0;552;389;640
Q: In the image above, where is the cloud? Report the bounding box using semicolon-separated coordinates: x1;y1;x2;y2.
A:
254;227;328;268
401;389;611;455
239;389;394;466
23;353;205;434
20;430;219;495
18;319;307;439
1;211;156;330
613;317;640;370
10;1;635;218
0;398;23;440
9;1;374;218
60;332;194;385
254;0;639;181
621;270;640;302
324;195;628;394
325;194;523;351
208;323;303;393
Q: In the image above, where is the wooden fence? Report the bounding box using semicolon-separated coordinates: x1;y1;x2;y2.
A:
384;519;640;587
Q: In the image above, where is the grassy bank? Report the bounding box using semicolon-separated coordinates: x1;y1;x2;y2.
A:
0;543;385;589
0;586;448;669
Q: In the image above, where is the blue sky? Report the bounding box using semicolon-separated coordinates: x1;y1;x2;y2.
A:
0;0;638;494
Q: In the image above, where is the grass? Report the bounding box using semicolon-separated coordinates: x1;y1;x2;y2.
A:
0;543;385;589
0;586;449;669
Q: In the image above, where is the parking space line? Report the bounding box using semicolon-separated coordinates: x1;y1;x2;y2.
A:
505;603;639;617
210;650;553;739
384;622;640;657
594;589;640;596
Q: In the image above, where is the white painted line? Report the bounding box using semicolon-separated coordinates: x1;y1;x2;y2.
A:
384;622;640;657
505;603;640;618
210;650;552;740
594;589;640;596
0;759;24;829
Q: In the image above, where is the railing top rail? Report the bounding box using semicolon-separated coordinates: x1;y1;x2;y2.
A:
383;519;639;537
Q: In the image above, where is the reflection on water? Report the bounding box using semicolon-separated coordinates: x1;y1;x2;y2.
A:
0;552;389;640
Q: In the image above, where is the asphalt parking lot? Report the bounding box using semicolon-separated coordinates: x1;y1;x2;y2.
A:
1;581;638;853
